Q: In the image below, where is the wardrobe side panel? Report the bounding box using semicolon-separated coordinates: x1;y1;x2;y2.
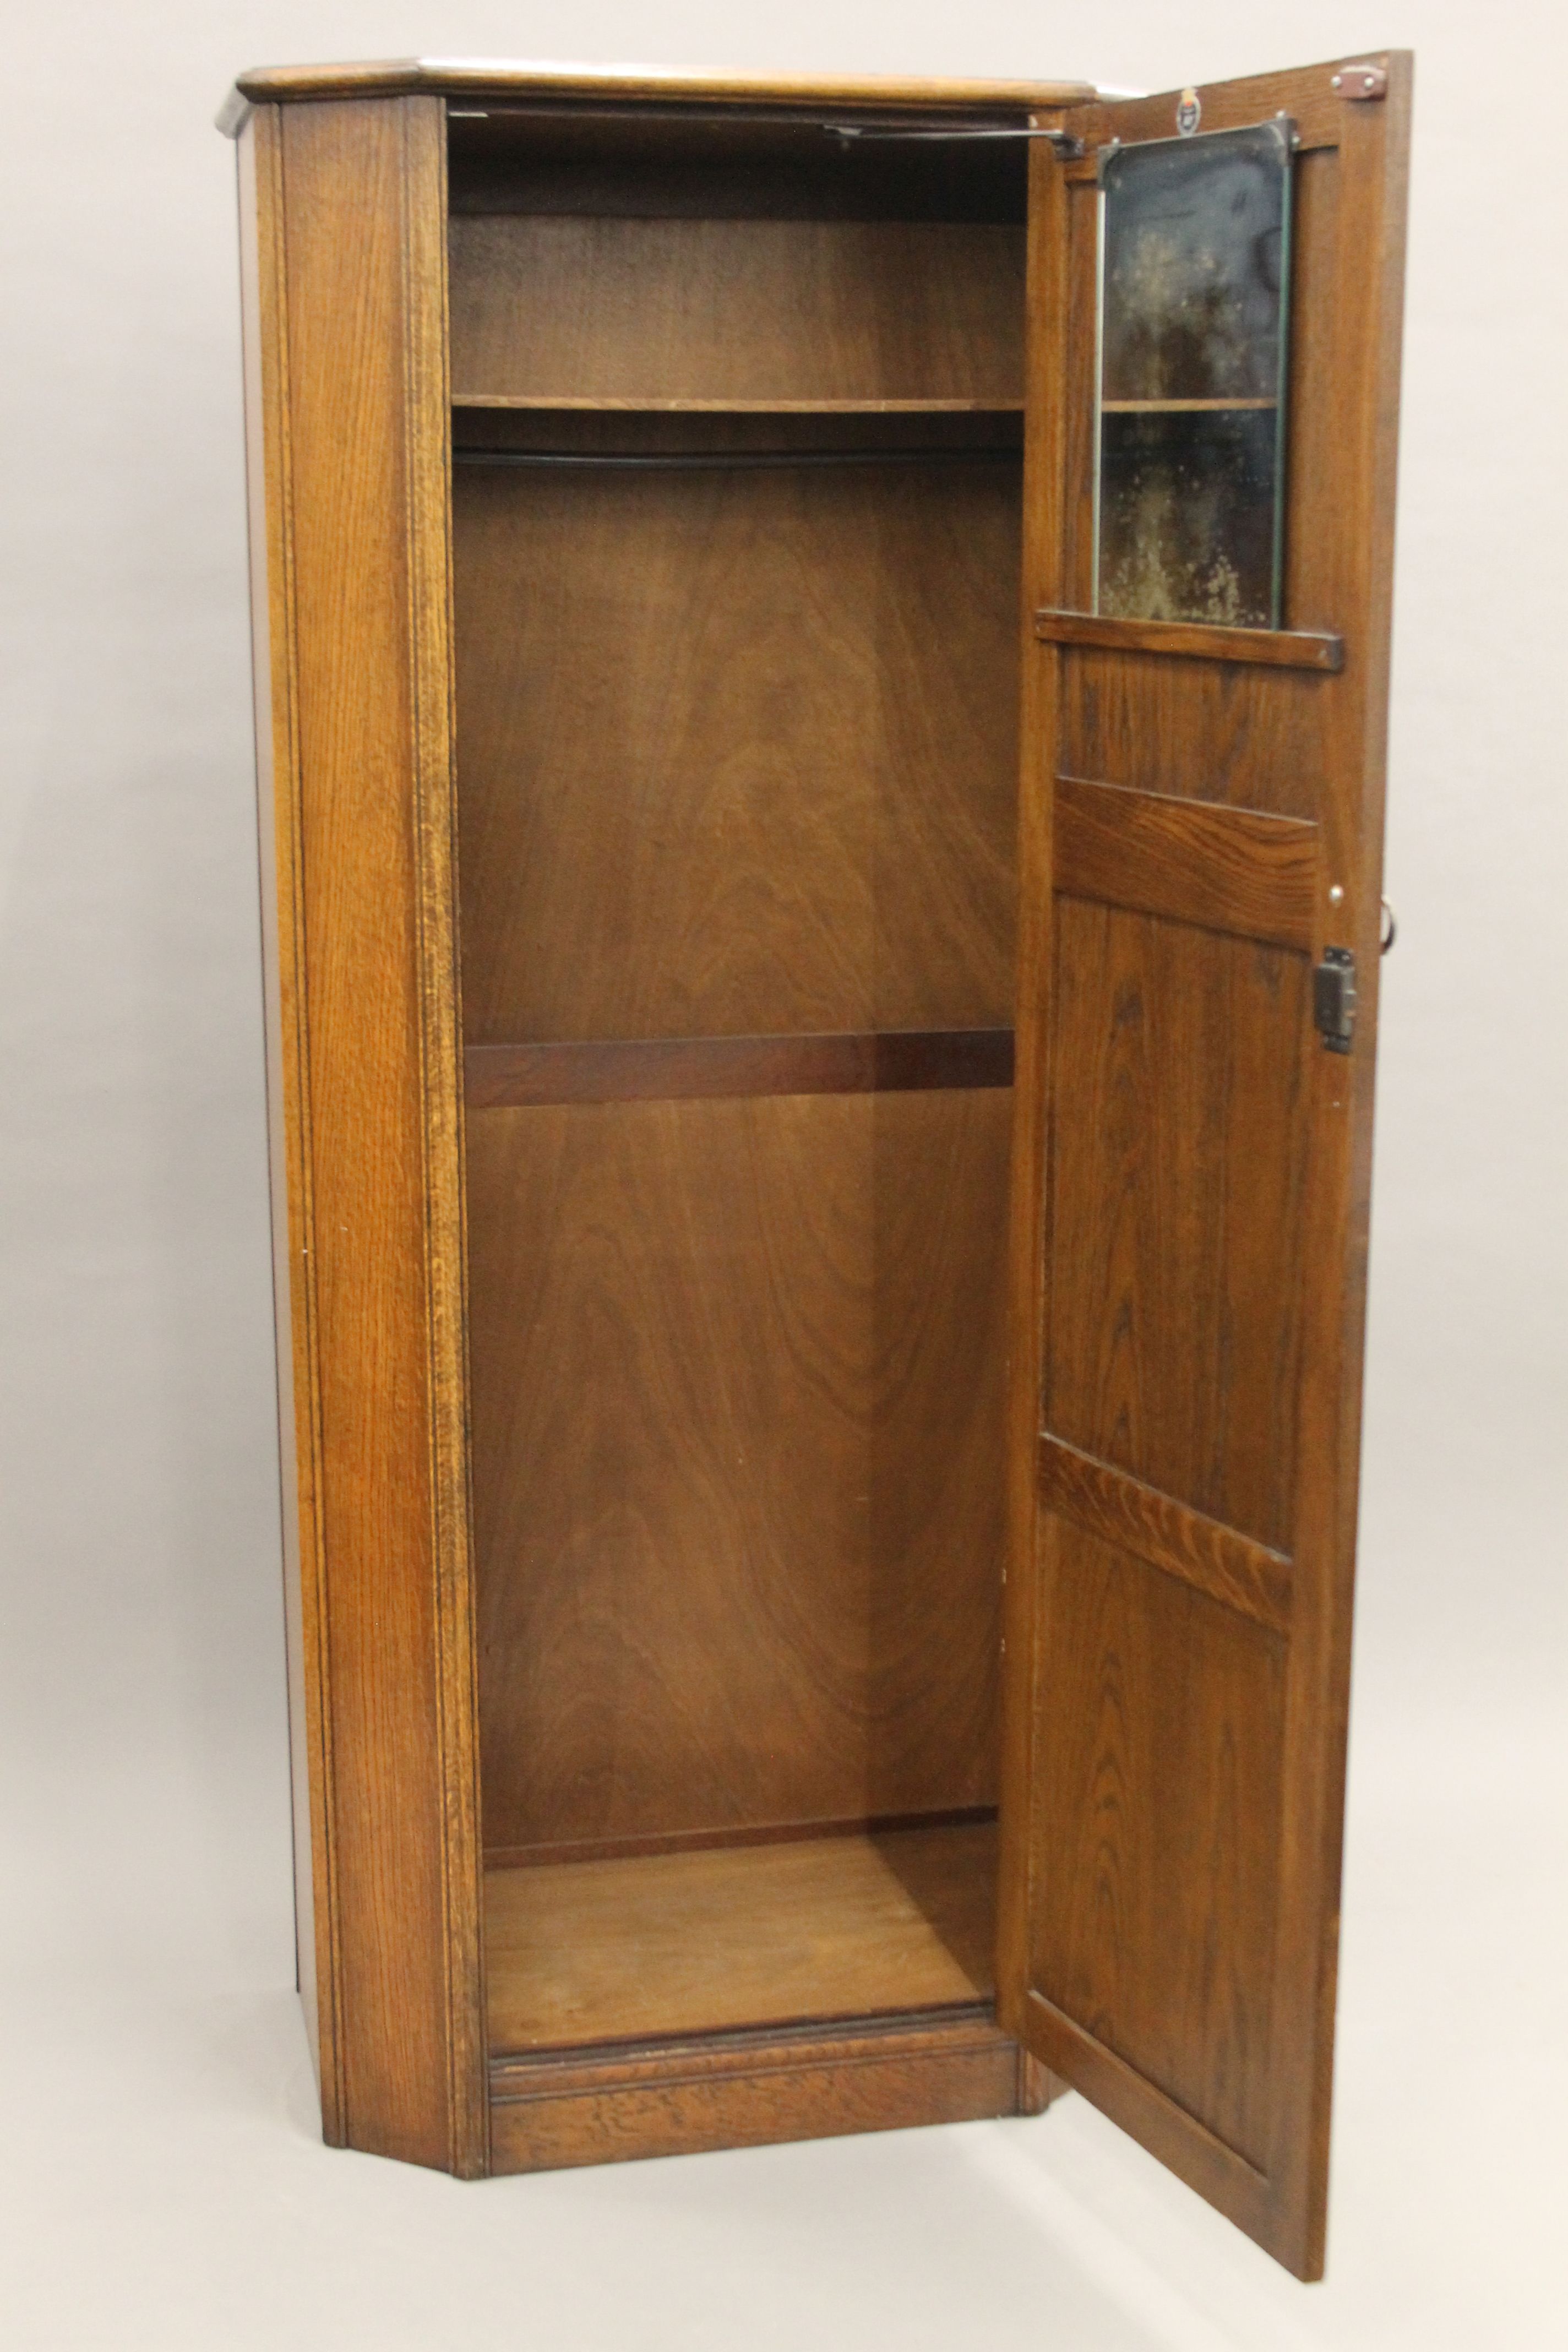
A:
238;104;335;2128
239;92;485;2176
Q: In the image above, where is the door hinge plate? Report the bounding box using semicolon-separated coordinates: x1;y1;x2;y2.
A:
1332;62;1389;101
1314;946;1358;1053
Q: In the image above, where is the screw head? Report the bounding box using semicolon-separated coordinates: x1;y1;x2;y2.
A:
1329;884;1345;905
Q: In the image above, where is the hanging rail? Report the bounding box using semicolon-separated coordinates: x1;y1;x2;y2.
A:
453;444;1022;471
821;121;1084;156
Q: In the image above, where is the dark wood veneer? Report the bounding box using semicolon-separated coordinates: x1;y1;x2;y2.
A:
466;1088;1009;1857
450;216;1027;410
453;451;1020;1046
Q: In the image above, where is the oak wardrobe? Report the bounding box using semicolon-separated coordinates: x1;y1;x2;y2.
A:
223;51;1409;2279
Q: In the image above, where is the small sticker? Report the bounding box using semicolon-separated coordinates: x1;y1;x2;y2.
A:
1175;86;1201;135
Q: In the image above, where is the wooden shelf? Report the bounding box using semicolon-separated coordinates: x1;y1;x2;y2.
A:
485;1821;998;2053
1101;398;1277;414
453;394;1025;413
465;1028;1015;1108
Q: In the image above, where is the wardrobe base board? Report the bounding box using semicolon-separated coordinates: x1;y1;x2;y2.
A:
489;2006;1059;2175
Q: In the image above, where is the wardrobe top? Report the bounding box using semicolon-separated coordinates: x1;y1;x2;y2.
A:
217;57;1098;137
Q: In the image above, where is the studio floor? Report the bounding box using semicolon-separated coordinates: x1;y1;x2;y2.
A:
4;1707;1560;2352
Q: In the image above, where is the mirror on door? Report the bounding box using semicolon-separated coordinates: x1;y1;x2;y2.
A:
1094;118;1294;628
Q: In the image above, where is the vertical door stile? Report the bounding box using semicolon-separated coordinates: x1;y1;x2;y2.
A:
998;108;1075;2076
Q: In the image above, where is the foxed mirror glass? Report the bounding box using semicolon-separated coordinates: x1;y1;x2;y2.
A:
1095;119;1294;628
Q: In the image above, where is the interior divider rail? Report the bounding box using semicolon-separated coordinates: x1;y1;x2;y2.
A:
1034;607;1344;671
465;1028;1016;1108
454;446;1023;471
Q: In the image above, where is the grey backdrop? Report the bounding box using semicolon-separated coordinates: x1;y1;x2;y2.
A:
2;4;1563;2346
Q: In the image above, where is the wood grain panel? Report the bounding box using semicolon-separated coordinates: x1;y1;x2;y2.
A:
467;1090;1009;1855
1046;902;1309;1551
237;104;335;2125
1028;1526;1287;2172
1020;1989;1271;2236
464;1029;1014;1106
485;1823;997;2050
454;459;1019;1043
1038;1434;1292;1635
445;107;1031;226
248;95;484;2175
449;216;1025;406
1056;660;1333;826
1035;609;1342;671
489;2008;1027;2175
1055;777;1320;951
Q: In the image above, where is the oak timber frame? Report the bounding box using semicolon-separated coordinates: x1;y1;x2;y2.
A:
1000;70;1409;2279
228;53;1409;2277
236;58;1085;2191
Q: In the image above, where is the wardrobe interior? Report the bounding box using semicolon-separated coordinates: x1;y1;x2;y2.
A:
447;105;1033;2056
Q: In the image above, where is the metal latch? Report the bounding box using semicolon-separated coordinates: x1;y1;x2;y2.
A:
1314;947;1358;1053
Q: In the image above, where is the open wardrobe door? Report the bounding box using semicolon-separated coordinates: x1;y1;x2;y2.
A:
998;57;1411;2278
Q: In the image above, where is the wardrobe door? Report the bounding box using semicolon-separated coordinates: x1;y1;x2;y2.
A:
999;57;1410;2277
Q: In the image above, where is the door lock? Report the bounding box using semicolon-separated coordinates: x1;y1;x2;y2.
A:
1313;947;1357;1053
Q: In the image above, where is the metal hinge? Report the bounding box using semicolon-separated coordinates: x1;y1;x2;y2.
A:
1332;62;1389;100
1314;947;1358;1053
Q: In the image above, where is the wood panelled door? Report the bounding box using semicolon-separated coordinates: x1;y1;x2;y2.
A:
1000;58;1410;2278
